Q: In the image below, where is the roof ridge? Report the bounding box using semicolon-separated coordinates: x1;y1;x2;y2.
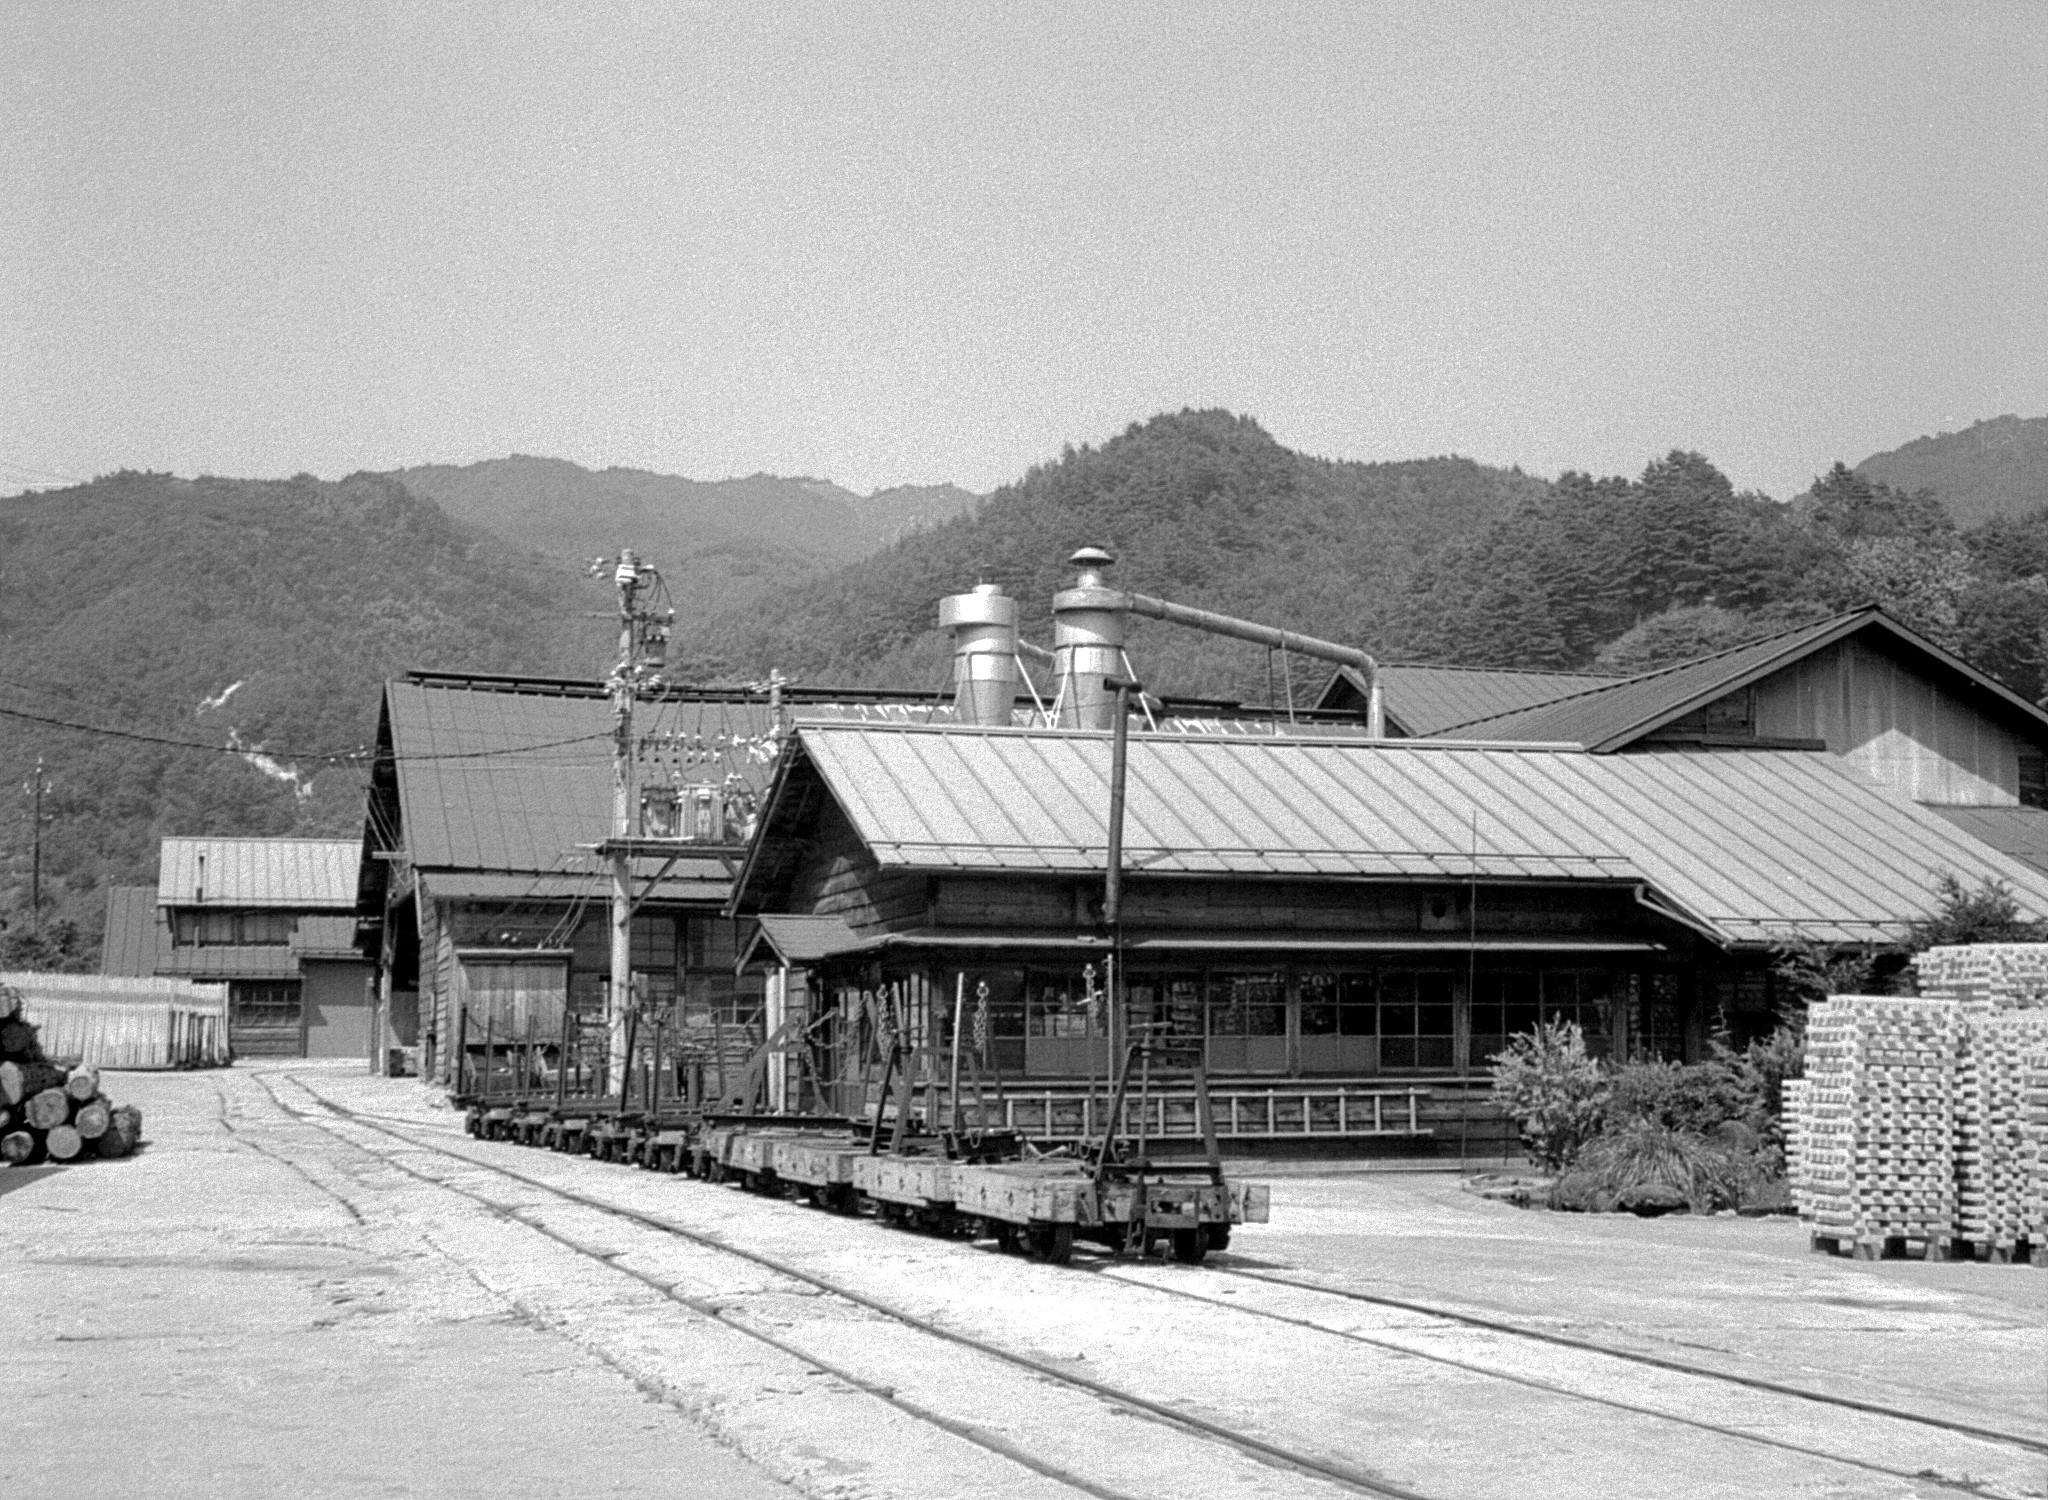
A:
1381;661;1627;679
1426;607;1872;735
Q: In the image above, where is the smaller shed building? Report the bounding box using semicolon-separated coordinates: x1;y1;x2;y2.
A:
101;837;372;1059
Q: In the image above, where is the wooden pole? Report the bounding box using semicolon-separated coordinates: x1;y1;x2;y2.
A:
948;971;965;1134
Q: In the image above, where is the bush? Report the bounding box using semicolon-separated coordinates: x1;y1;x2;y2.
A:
1551;1123;1761;1215
1713;1028;1804;1148
1488;1019;1607;1172
1605;1058;1753;1137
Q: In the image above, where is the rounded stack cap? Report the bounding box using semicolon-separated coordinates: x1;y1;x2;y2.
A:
938;582;1017;631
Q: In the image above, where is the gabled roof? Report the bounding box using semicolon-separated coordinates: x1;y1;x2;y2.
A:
1430;607;2048;751
737;913;862;972
738;722;2048;946
379;679;777;881
1320;663;1624;736
100;885;164;977
158;838;359;908
373;674;1382;891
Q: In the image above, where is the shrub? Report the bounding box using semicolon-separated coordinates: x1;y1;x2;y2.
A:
1488;1019;1607;1172
1905;872;2048;949
1605;1058;1753;1137
1713;1028;1804;1148
1551;1122;1759;1215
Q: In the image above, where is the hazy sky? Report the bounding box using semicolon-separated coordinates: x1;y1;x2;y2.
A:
4;2;2043;500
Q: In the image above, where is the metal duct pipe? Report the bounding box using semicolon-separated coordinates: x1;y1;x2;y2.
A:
1123;592;1383;736
938;583;1022;726
1049;547;1385;736
1052;547;1128;729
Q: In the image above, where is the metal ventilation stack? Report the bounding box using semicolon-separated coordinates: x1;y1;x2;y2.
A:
937;582;1023;727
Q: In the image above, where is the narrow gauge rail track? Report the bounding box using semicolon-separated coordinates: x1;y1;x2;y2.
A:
1081;1263;2045;1492
1187;1265;2048;1458
249;1073;1432;1500
258;1074;2040;1499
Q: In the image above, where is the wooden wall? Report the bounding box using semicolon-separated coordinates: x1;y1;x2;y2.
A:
1738;636;2022;804
932;874;1656;939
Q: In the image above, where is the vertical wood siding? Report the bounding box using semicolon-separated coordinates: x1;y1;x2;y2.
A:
1749;637;2019;805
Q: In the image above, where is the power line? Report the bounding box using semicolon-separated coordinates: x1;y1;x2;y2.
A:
0;703;609;765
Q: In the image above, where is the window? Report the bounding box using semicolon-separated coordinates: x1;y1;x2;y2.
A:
1472;969;1616;1063
1299;972;1376;1036
1379;971;1455;1069
1125;973;1203;1044
1027;967;1106;1038
174;910;295;946
2021;749;2047;810
1207;972;1286;1038
230;980;301;1027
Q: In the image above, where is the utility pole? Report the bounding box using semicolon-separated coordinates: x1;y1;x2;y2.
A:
603;549;671;1096
25;757;49;937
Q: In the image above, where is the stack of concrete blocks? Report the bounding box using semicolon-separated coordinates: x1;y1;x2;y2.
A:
1782;1077;1809;1212
1800;995;1959;1259
2024;1046;2048;1250
1909;944;2048;1262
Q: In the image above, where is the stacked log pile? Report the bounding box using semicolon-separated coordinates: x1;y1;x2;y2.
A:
0;985;143;1166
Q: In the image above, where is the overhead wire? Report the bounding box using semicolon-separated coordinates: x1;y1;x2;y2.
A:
0;703;609;765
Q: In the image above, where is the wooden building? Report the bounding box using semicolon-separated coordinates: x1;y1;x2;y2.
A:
353;671;998;1084
1321;607;2048;872
730;720;2048;1158
100;837;373;1058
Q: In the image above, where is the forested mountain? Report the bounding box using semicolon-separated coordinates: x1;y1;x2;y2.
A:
1383;455;2048;697
670;410;1551;702
7;407;2046;971
1850;415;2048;528
389;457;982;636
0;471;611;967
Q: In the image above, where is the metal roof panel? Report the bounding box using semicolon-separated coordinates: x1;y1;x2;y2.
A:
788;723;2048;945
157;839;360;907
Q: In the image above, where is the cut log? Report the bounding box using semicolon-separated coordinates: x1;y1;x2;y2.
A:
0;984;21;1020
95;1105;143;1159
44;1124;82;1161
0;1059;65;1106
0;1018;39;1056
65;1067;100;1103
25;1086;71;1131
73;1098;111;1139
1;1129;38;1165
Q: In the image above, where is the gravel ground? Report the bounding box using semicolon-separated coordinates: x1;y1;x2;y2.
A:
3;1062;2043;1500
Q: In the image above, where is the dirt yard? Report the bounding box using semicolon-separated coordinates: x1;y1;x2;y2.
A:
4;1062;2042;1500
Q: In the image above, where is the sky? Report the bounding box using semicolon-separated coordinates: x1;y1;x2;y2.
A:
3;1;2044;502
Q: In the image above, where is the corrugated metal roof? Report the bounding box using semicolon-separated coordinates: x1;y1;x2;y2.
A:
739;913;862;970
1322;663;1624;736
156;944;300;978
99;885;164;977
1923;805;2048;878
385;682;798;875
381;678;1366;884
780;722;2048;946
290;915;364;959
157;839;359;908
1431;608;2048;750
417;869;730;903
